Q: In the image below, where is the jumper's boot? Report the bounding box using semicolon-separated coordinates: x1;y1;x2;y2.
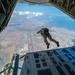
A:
56;41;59;47
46;43;50;49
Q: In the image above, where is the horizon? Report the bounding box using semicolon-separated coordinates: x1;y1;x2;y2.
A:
10;2;75;31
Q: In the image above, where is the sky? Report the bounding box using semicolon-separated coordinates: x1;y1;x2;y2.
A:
11;2;75;31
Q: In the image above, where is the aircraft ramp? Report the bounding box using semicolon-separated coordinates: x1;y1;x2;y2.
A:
1;46;74;75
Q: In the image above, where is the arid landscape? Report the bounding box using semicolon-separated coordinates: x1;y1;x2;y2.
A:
0;23;75;71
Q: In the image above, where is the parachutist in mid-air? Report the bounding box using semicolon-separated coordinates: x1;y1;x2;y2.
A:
37;28;59;49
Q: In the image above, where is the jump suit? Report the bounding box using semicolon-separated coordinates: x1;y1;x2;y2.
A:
37;28;58;45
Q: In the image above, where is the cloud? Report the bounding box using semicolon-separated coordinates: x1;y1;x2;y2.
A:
48;16;53;21
18;11;44;16
11;14;14;17
49;16;52;18
68;17;75;21
13;11;44;18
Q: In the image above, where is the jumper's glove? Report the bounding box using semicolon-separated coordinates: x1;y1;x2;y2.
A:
37;32;39;34
37;31;40;34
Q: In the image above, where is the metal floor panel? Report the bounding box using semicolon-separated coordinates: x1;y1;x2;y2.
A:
20;46;75;75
